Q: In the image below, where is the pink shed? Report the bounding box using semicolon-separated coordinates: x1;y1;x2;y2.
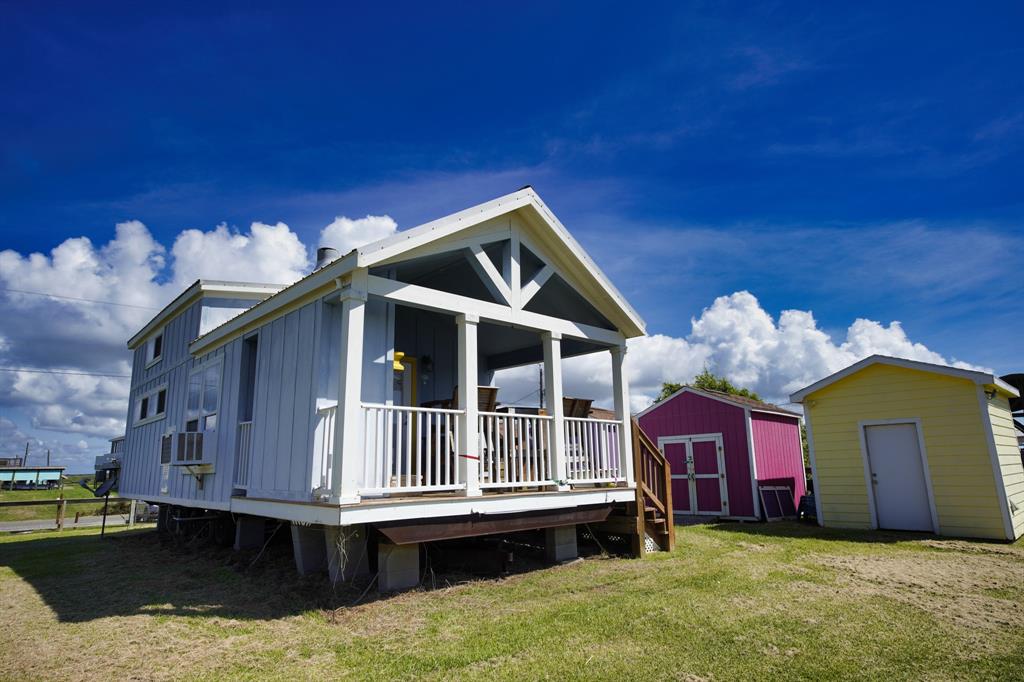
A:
637;387;806;520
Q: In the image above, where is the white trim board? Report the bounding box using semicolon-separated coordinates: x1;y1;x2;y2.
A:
188;188;646;356
229;488;636;527
129;280;283;350
790;354;1019;403
857;418;940;534
743;407;763;520
976;385;1016;540
805;411;824;526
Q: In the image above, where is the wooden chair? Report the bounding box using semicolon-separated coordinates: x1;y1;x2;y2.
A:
563;397;594;477
421;386;500;484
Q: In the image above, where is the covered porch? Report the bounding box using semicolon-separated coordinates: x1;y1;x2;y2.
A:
312;286;634;504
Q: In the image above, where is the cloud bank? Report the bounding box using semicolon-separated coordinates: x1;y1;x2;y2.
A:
1;217;978;469
494;290;983;414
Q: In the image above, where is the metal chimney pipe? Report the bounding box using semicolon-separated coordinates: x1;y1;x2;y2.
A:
315;247;339;271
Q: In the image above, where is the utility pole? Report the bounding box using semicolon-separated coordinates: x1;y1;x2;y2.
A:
23;441;29;467
46;449;51;466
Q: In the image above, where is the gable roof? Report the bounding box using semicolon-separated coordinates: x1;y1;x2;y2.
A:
189;187;645;355
789;354;1019;403
127;279;284;350
352;186;644;335
637;385;801;419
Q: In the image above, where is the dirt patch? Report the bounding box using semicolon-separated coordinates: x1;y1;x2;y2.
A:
920;539;1024;558
811;551;1024;652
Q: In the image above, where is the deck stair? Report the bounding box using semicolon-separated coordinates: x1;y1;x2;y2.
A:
631;418;675;553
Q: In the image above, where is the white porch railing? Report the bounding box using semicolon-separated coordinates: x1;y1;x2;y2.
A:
314;405;337;494
478;411;554;489
360;403;465;495
564;417;624;484
234;421;253;488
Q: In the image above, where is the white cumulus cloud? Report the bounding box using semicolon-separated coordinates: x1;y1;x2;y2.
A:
494;290;982;414
319;215;398;254
171;221;310;287
0;213;394;468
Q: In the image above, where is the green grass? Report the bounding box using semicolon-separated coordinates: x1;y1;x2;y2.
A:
0;483;123;522
1;522;1022;680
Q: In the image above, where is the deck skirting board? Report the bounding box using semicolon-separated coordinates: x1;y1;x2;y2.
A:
229;488;636;526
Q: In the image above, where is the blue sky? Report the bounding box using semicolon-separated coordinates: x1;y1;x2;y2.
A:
1;2;1022;468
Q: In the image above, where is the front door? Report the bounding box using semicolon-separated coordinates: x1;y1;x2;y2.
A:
659;434;728;516
864;423;933;532
691;438;725;515
663;442;691;513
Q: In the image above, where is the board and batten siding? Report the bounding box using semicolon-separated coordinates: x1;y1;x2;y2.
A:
805;363;1007;539
987;394;1024;538
638;391;755;518
750;412;806;504
120;300;243;508
247;301;319;501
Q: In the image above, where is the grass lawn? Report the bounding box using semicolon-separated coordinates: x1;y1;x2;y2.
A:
0;483;123;522
1;522;1022;680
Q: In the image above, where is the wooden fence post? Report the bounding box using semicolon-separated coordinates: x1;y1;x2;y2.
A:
56;495;67;531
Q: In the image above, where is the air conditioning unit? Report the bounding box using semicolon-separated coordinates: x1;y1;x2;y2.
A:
171;430;218;465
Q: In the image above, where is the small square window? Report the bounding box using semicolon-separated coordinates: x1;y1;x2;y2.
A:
146;330;164;365
139;396;150;420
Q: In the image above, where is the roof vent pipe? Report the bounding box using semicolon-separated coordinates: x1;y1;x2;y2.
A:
315;247;339;271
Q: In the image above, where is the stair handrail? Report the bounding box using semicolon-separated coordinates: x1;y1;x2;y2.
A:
631;418;675;552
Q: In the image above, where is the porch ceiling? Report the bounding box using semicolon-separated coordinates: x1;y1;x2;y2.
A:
479;321;608;372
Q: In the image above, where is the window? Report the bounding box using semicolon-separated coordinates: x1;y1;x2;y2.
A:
186;363;220;433
177;363;220;463
134;386;167;426
145;329;164;367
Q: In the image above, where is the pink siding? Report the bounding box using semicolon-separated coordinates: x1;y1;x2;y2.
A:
750;412;806;509
638;391;755;518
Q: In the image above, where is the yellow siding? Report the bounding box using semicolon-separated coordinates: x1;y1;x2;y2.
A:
806;364;1008;539
988;395;1024;539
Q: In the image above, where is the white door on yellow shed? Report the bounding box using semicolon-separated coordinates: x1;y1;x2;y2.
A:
864;423;933;532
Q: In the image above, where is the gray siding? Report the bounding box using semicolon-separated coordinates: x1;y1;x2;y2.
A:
120;293;410;507
247;302;320;500
120;298;251;507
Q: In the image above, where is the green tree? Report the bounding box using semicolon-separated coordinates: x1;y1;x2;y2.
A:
654;368;761;403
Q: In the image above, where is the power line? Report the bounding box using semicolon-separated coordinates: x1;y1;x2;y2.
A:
0;367;130;379
505;387;541;405
0;287;161;310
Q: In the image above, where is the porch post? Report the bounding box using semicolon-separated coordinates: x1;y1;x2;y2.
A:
543;331;569;490
331;272;367;504
456;313;482;496
611;343;635;486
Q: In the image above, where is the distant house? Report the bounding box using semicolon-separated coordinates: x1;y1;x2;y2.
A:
791;355;1024;541
1;464;64;490
118;188;672;589
637;387;805;520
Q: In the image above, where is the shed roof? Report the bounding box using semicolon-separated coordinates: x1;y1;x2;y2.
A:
789;354;1019;403
127;279;284;350
637;385;800;419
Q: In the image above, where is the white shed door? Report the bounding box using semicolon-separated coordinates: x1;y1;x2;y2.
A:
864;423;932;532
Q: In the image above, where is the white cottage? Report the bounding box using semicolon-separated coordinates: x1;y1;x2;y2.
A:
119;188;670;589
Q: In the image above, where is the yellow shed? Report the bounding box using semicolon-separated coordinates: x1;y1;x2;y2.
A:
790;355;1023;541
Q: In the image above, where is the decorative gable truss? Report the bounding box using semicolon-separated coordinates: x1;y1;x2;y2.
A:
358;197;640;345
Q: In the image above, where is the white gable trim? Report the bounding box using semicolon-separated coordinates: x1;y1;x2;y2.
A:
636;385;800;420
128;280;283;350
789;354;1019;403
186;188;644;356
356;187;645;337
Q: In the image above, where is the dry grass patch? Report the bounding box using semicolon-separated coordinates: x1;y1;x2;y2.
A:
2;523;1024;680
